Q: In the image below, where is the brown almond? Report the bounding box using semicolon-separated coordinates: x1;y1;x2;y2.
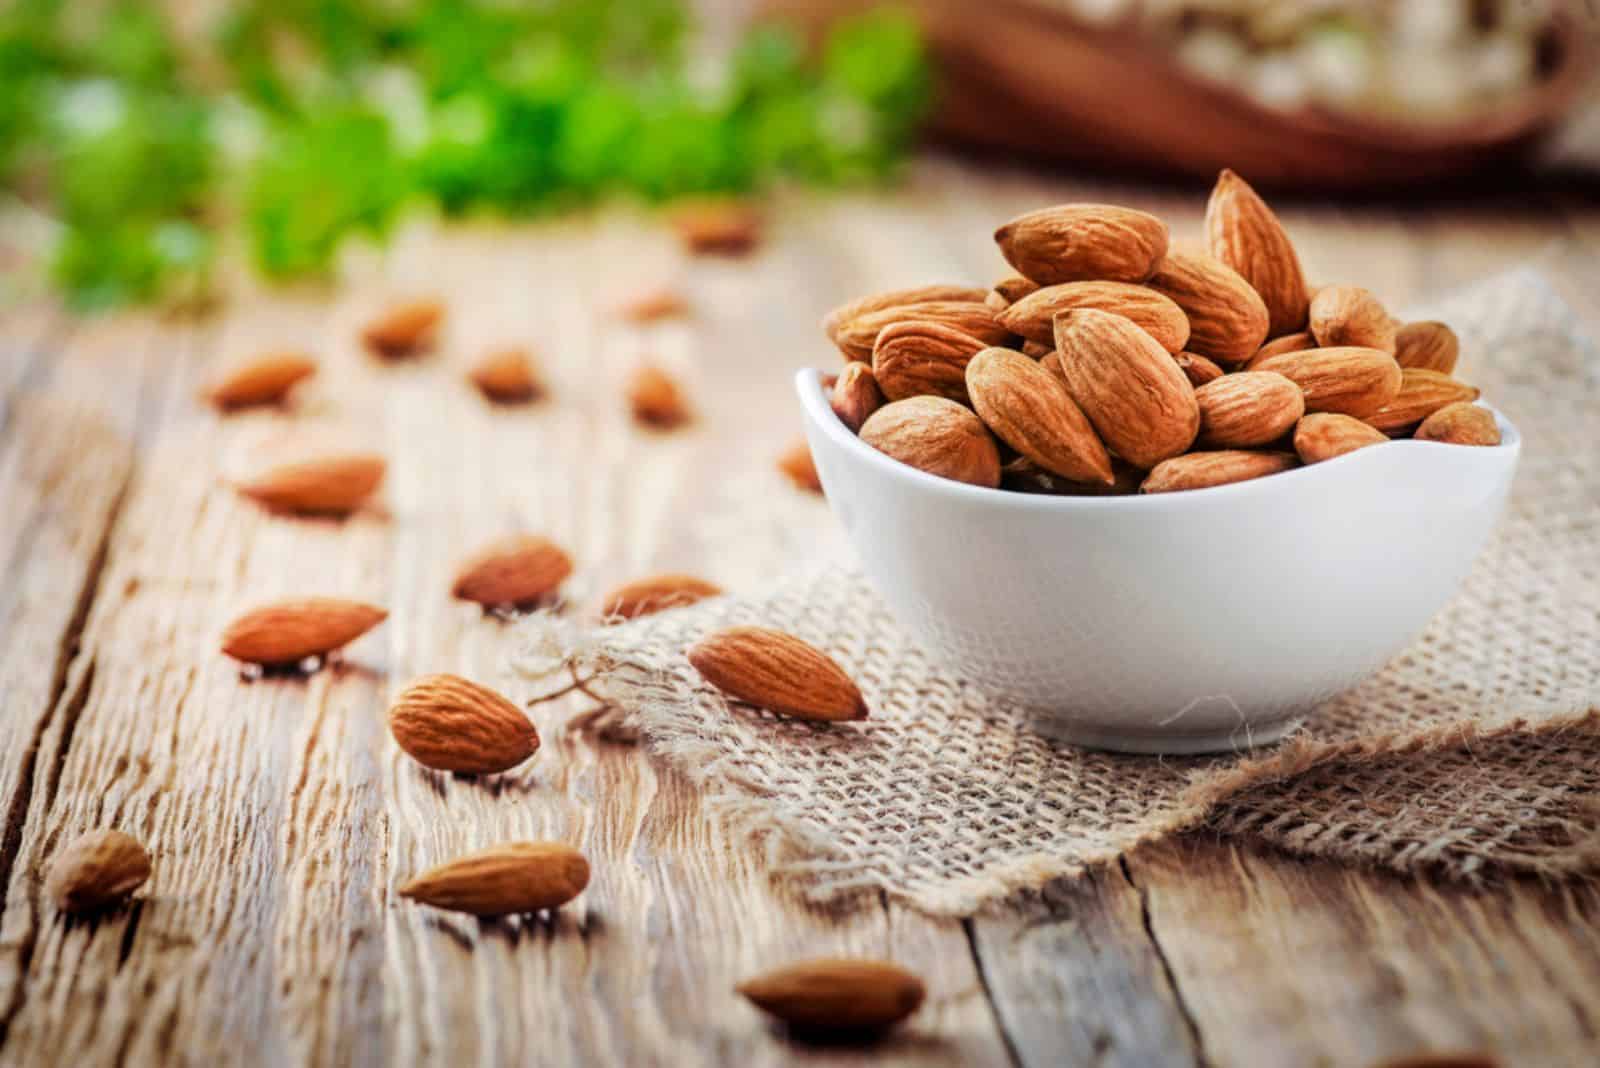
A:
617;285;689;322
598;574;723;622
1195;371;1305;448
45;829;151;913
859;396;1001;488
221;597;387;666
833;300;1008;364
1052;309;1199;469
1021;339;1054;360
1174;352;1225;387
389;673;538;774
830;362;885;433
1364;369;1481;435
994;204;1168;285
1141;451;1298;494
236;453;386;516
687;626;866;722
363;298;444;358
992;275;1041;305
204;351;316;410
469;347;543;404
1204;169;1309;336
823;285;989;350
399;841;588;916
777;437;823;494
999;281;1189;352
738;958;925;1033
1309;285;1396;353
628;364;690;428
1415;402;1500;446
451;534;572;608
1394;321;1460;374
1146;250;1269;364
670;199;761;255
966;347;1113;484
1293;413;1390;464
872;320;989;404
1253;346;1402;417
1252;331;1316;365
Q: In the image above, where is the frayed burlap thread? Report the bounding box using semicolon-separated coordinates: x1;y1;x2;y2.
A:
514;269;1600;916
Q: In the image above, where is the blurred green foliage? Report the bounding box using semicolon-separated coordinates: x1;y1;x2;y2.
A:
0;0;930;309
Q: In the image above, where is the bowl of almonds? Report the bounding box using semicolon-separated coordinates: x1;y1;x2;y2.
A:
797;170;1520;753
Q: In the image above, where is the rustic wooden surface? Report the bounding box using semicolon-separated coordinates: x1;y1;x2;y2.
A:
1;158;1597;1067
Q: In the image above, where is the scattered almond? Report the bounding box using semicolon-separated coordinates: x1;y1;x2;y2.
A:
1310;285;1397;354
830;362;885;433
966;347;1113;484
688;626;867;722
628;364;690;428
235;453;386;516
599;574;723;622
999;281;1189;352
1364;369;1481;435
221;597;387;666
1394;321;1461;374
1142;451;1299;494
737;958;925;1034
363;298;444;358
1204;169;1309;337
1415;402;1500;446
1293;413;1390;464
46;830;151;914
1195;371;1305;448
859;396;1001;488
1146;250;1269;364
1174;352;1225;388
670;198;761;255
617;285;690;322
1253;331;1315;363
389;674;539;774
399;841;588;916
832;299;1008;364
777;437;823;494
994;204;1168;284
451;534;572;608
1253;346;1402;417
1053;309;1199;469
203;351;316;410
468;347;543;404
872;320;989;404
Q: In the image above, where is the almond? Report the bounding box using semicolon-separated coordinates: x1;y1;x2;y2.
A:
451;534;572;608
628;364;690;428
833;300;1008;364
236;452;386;516
830;362;885;433
737;958;925;1033
1195;371;1305;448
363;298;444;357
992;275;1041;305
1394;321;1460;374
1364;369;1480;435
221;597;387;666
859;396;1001;488
1174;351;1225;387
1021;339;1054;360
1293;413;1390;464
399;842;588;916
1309;285;1397;353
872;320;989;404
777;436;823;494
389;673;539;774
617;285;689;322
1141;451;1298;494
1253;331;1315;364
469;347;543;404
1253;346;1402;417
46;830;151;913
998;281;1189;352
670;198;761;255
1204;169;1309;337
599;574;723;622
687;626;867;722
1415;402;1500;446
823;285;989;352
1146;250;1269;364
204;351;316;409
1052;309;1199;469
994;204;1168;285
966;347;1113;484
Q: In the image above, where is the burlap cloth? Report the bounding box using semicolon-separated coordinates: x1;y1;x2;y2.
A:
515;268;1600;916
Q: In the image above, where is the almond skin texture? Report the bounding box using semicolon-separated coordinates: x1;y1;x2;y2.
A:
1395;321;1461;374
1253;346;1402;417
1141;451;1298;494
1309;285;1397;354
598;574;723;622
859;396;1001;488
833;300;1008;364
1364;369;1481;435
363;298;443;357
399;842;588;916
1195;371;1305;448
1174;352;1225;387
966;347;1113;484
688;626;867;722
999;281;1189;352
221;597;387;666
1146;250;1269;364
992;275;1041;304
670;198;761;255
994;204;1168;285
389;674;538;774
628;364;690;428
1415;402;1500;446
829;362;885;433
451;534;572;608
1052;309;1200;469
1204;169;1309;337
872;320;989;404
1253;331;1315;364
738;959;925;1034
204;351;316;409
823;285;989;352
236;453;386;516
776;437;823;494
469;347;542;404
1293;413;1390;463
46;830;152;913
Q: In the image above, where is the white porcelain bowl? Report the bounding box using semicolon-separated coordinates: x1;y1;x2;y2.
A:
796;369;1521;754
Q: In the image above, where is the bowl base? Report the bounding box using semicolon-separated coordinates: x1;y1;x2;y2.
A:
1030;712;1307;755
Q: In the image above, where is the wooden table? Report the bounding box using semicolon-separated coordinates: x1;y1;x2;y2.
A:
1;158;1597;1067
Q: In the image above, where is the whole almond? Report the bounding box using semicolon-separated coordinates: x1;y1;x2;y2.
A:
363;298;444;357
834;300;1008;364
966;347;1113;484
777;437;823;494
872;320;989;404
628;364;690;428
221;597;387;666
1415;402;1500;446
1052;309;1199;469
992;275;1041;305
738;958;925;1033
1253;331;1315;364
859;396;1001;488
999;281;1189;352
1294;413;1390;463
670;198;761;255
1309;285;1397;353
1174;351;1225;387
1394;321;1460;374
451;534;572;608
1195;371;1305;448
1146;250;1269;364
204;351;316;410
687;626;866;722
236;453;386;516
823;285;989;352
389;673;538;774
1141;451;1298;494
46;830;151;914
1204;169;1309;336
617;285;690;322
1364;369;1480;435
1253;346;1402;417
399;841;588;916
469;347;543;404
599;574;723;622
994;204;1168;285
830;362;885;433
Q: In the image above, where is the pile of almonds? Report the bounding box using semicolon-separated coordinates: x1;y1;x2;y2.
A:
823;169;1500;496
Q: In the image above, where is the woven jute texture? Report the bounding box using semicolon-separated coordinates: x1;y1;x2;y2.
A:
515;269;1600;916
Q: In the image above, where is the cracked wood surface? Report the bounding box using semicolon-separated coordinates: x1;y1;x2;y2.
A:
0;159;1596;1067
